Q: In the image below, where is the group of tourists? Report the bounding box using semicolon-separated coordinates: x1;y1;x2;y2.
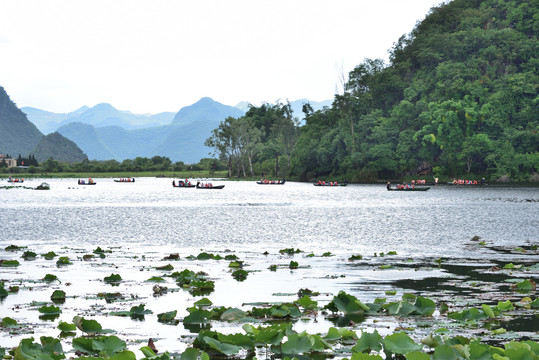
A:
259;179;284;184
172;179;191;187
78;178;94;185
452;178;486;185
387;181;414;190
316;180;340;186
7;176;24;183
118;178;134;182
197;181;213;188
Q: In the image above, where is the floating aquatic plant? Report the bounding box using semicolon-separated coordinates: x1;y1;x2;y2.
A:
41;251;57;260
279;248;301;255
0;259;20;267
104;273;122;284
55;257;71;267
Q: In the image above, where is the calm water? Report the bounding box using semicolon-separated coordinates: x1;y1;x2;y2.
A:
1;178;537;258
0;178;537;352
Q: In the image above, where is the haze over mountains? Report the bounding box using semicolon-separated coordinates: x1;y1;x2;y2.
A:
21;98;331;163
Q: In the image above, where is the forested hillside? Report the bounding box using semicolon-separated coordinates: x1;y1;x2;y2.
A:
207;0;538;181
293;0;538;181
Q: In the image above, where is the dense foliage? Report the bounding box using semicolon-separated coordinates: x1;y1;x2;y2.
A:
205;102;298;178
207;0;538;181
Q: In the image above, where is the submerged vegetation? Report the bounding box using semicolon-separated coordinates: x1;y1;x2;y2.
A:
0;240;537;360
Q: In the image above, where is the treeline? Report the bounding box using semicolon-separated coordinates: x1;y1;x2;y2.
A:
0;154;39;168
207;0;538;182
0;156;225;175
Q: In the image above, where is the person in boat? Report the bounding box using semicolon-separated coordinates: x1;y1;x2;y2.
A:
387;182;391;190
172;180;176;187
434;177;439;185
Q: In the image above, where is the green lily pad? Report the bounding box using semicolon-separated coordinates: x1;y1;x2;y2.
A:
352;330;383;353
382;332;422;355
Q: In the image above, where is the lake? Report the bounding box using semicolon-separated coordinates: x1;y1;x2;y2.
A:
0;178;537;355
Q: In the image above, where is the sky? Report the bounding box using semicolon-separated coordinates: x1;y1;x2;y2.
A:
0;0;444;115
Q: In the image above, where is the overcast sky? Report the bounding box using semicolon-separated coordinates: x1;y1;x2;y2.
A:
0;0;443;114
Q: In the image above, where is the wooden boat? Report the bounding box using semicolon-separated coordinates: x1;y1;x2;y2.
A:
114;178;135;183
196;182;224;189
78;179;96;185
387;186;430;191
7;177;24;183
313;182;347;187
447;181;486;185
173;180;195;188
256;179;286;185
35;182;50;190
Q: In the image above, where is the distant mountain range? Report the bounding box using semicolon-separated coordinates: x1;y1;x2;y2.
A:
0;86;87;162
20;97;331;163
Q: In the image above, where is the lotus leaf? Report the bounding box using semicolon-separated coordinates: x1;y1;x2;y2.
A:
1;260;19;267
51;290;66;301
183;308;210;324
242;323;287;346
280;332;315;354
201;337;241;355
72;335;126;357
289;261;299;269
220;308;247;321
413;296;436;315
405;351;431;360
1;317;18;328
14;337;65;360
494;300;514;312
349;255;363;261
228;261;243;268
73;316;103;334
5;244;25;251
22;251;37;259
326;291;369;314
146;276;165;282
194;298;212;307
421;334;442;348
43;274;58;282
448;308;487;321
382;332;422;355
180;347;200;360
232;269;248;281
42;251;57;260
296;295;318;310
279;248;301;255
157;310;177;323
196;252;212;260
57;321;76;332
155;264;174;271
530;298;539;308
513;279;536;292
38;305;61;314
104;274;122;283
352;330;382;353
351;353;383;359
322;252;332;257
224;254;238;260
56;257;71;266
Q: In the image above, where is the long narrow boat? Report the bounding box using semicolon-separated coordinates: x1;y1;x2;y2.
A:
7;178;24;183
313;182;347;187
256;180;286;185
387;186;430;191
196;182;225;189
114;178;135;183
78;179;96;185
173;181;195;188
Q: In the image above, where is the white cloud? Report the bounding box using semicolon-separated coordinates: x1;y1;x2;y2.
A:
0;0;443;113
